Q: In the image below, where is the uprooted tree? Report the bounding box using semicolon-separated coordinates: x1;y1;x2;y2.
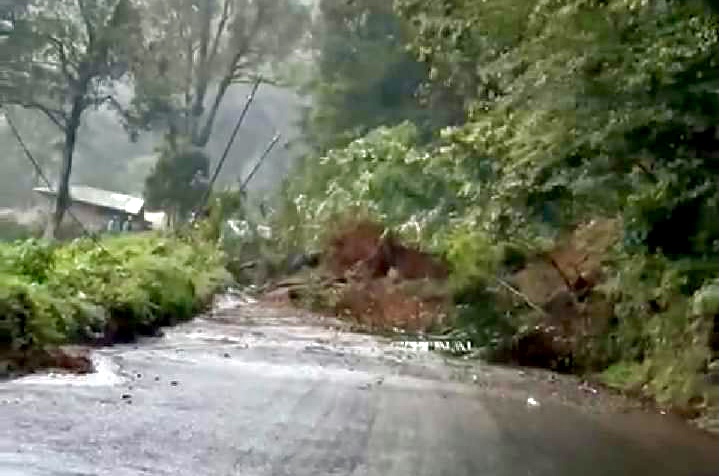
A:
0;0;142;239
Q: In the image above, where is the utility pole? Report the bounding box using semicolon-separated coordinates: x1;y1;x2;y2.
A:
239;133;281;192
195;76;262;215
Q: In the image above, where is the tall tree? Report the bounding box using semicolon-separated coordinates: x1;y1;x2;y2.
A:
0;0;142;238
301;0;462;153
130;0;310;151
0;108;63;207
144;145;209;225
397;0;719;243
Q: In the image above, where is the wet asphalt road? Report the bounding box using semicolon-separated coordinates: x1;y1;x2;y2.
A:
1;295;718;476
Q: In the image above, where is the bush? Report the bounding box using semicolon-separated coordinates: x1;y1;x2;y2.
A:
0;232;230;359
597;252;719;411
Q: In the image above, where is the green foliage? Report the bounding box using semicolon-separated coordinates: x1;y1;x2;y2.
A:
444;225;500;290
278;122;470;251
0;238;55;282
397;0;719;237
0;233;229;357
144;145;210;222
274;0;719;415
597;251;718;408
301;0;462;153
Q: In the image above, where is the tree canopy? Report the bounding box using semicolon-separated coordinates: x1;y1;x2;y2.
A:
0;0;142;237
129;0;310;149
144;145;209;222
299;0;463;153
276;0;719;414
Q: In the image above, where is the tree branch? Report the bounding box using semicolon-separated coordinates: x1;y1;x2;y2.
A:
194;3;268;146
18;101;67;130
209;0;232;65
89;94;131;121
47;35;78;84
634;158;658;183
231;51;263;75
231;76;282;87
188;0;215;139
76;0;96;48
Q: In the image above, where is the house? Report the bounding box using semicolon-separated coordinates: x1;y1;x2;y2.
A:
0;0;16;37
33;185;150;233
144;211;168;231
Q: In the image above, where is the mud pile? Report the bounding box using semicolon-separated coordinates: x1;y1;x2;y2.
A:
325;220;448;281
506;219;620;371
271;219;451;332
1;346;94;376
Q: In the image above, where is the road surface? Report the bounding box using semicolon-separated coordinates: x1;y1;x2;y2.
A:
1;294;717;476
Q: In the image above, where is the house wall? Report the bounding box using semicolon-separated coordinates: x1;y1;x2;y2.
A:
35;195;133;233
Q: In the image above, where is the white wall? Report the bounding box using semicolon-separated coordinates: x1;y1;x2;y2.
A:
35;195;125;232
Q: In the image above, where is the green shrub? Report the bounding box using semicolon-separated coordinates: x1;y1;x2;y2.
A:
598;252;718;410
0;232;230;357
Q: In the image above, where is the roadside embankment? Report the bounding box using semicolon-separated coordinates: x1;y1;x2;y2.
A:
261;217;719;433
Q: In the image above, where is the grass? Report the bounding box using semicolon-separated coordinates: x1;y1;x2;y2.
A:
0;232;231;371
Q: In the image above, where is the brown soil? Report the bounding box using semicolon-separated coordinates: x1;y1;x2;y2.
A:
267;217;621;364
334;278;450;332
1;345;94;377
506;218;621;371
325;219;449;281
268;219;452;333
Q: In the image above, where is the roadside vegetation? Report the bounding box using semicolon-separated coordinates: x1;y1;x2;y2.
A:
1;0;717;429
0;232;230;375
254;0;719;425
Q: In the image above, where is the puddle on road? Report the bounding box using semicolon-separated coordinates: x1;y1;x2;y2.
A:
184;330;245;344
11;355;124;387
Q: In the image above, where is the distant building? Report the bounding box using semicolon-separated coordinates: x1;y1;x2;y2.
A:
33;185;151;233
144;211;168;231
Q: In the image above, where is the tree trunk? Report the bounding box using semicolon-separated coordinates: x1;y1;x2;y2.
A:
193;72;233;148
189;0;213;143
44;94;84;240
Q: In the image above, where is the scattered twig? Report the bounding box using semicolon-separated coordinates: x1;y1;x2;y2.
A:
495;277;550;317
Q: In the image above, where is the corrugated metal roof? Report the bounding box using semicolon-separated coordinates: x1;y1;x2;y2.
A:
33;185;144;215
